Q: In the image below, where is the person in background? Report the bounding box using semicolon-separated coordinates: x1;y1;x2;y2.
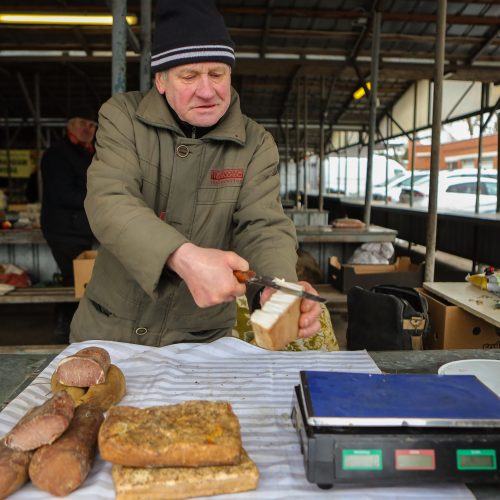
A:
40;108;97;343
70;0;321;346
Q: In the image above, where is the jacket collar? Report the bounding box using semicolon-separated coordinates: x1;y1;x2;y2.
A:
136;87;246;145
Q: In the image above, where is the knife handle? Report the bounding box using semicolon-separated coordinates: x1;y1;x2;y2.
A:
234;270;256;283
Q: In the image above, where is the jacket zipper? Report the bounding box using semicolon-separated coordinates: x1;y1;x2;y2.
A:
191;126;196;139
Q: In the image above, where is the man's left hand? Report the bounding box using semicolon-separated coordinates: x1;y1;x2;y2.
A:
260;280;322;339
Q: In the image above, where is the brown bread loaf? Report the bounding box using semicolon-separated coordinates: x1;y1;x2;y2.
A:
29;404;104;497
99;401;242;467
0;438;33;499
55;346;111;387
51;364;126;411
5;391;74;451
111;448;259;500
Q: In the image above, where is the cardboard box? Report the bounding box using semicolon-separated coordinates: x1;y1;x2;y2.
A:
73;250;97;298
419;288;500;349
329;256;424;292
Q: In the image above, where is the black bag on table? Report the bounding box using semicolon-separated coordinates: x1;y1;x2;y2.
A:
346;285;429;351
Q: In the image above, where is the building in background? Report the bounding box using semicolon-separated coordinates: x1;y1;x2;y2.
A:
408;134;498;171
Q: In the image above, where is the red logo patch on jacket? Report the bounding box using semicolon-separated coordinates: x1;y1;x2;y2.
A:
210;168;244;184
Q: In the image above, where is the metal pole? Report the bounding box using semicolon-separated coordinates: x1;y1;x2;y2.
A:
475;83;487;213
303;76;308;209
344;145;348;195
295;82;301;208
319;117;325;212
424;0;447;283
112;0;127;95
284;110;290;200
385;119;390;203
140;0;151;92
410;83;418;207
357;144;361;197
497;111;500;213
337;151;341;194
35;73;42;204
4;110;12;205
363;9;381;225
319;76;326;211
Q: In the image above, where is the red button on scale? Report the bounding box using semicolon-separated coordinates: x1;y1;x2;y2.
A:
395;449;436;471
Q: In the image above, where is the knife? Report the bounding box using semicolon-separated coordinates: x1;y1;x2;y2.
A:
234;270;328;303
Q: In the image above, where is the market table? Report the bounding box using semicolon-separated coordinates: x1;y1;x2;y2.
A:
295;224;398;282
1;341;499;499
0;228;58;282
423;282;500;329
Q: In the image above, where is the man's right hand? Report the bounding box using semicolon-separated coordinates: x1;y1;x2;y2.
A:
166;243;249;307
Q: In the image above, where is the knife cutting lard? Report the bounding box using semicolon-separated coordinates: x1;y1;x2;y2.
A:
250;280;303;350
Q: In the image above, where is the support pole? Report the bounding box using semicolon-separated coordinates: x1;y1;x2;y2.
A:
140;0;151;92
475;83;487;213
318;122;325;210
497;111;500;213
424;0;447;283
410;82;418;207
295;81;301;207
303;76;308;209
112;0;127;95
363;9;381;225
35;73;42;204
284;110;290;200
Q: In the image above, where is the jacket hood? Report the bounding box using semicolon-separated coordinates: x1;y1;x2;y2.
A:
135;87;246;145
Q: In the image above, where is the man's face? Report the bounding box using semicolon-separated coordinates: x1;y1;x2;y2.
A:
68;118;97;144
155;62;231;127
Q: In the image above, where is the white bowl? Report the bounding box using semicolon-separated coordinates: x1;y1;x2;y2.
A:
438;359;500;397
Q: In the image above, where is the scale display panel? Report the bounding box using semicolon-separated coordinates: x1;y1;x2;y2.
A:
301;371;500;427
292;371;500;487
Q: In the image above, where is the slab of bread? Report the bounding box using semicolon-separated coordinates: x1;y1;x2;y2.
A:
99;401;242;467
99;400;259;498
250;282;303;350
112;448;259;500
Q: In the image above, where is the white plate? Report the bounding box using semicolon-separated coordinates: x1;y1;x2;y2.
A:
438;359;500;397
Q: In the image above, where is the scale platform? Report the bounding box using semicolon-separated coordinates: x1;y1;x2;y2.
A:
291;370;500;488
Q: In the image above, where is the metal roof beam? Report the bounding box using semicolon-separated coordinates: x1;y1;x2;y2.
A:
220;7;500;26
466;26;500;66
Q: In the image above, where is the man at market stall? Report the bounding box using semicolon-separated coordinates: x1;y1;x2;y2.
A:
41;108;98;343
70;0;321;346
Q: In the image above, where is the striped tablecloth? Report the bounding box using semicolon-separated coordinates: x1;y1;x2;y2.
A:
0;338;472;499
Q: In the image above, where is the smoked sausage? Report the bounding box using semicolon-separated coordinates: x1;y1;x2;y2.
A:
29;404;104;496
5;391;74;451
55;346;111;387
0;438;32;499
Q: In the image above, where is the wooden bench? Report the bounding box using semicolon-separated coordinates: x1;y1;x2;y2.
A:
0;287;78;304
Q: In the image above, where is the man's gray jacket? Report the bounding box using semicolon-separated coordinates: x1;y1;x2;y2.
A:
70;87;298;346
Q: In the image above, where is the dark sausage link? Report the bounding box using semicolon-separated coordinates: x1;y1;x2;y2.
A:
29;404;104;496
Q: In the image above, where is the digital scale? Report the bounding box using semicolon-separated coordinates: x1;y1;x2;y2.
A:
291;371;500;488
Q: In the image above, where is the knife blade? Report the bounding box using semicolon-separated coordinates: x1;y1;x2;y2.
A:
234;270;328;303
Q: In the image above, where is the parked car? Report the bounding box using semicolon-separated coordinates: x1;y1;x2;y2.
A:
372;171;429;202
399;176;498;213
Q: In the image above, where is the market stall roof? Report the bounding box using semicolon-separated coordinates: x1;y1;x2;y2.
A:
0;0;499;151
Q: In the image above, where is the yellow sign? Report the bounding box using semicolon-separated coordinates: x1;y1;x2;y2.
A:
0;150;38;178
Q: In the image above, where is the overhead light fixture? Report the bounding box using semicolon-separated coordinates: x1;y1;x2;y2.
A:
0;13;138;25
353;82;371;100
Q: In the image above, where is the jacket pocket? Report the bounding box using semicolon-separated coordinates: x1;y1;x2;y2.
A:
71;296;140;344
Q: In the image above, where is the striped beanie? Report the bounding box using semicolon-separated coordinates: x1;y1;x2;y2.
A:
151;0;235;73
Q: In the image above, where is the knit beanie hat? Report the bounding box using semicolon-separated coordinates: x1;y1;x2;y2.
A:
151;0;235;74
